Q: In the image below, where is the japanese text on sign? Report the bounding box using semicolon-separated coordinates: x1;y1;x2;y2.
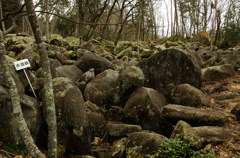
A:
13;59;31;71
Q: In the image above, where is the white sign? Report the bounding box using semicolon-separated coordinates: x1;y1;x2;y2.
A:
14;59;31;71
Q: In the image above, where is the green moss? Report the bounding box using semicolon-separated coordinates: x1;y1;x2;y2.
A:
57;144;66;156
146;137;215;158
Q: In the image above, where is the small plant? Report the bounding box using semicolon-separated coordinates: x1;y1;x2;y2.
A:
146;137;215;158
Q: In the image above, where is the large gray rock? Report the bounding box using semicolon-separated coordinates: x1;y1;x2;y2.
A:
116;66;145;104
49;34;64;46
105;106;126;122
18;49;40;70
124;87;173;134
84;69;120;107
74;52;114;74
171;83;210;107
56;65;83;84
0;56;25;94
162;104;227;126
0;85;42;145
198;49;218;67
171;120;239;149
107;124;142;137
138;48;202;97
126;132;168;158
88;112;107;139
52;77;91;154
202;64;235;81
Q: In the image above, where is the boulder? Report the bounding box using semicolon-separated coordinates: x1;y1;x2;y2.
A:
171;84;210;107
217;53;240;70
165;41;180;48
74;53;114;74
140;49;155;58
124;87;173;135
171;120;239;149
202;64;235;81
49;34;64;46
0;56;25;94
154;44;166;51
198;49;218;67
65;36;80;50
114;41;133;55
116;66;145;104
51;77;91;154
55;65;83;84
126;132;168;158
36;59;62;79
0;85;42;145
162;104;227;126
105;106;126;122
84;69;120;107
138;48;202;97
107;124;142;137
88;112;107;139
18;49;40;70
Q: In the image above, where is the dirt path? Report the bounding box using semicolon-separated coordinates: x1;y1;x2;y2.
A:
202;71;240;157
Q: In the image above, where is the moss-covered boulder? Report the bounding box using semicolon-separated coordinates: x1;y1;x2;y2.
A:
171;120;239;149
65;36;80;50
84;69;120;107
0;85;42;145
87;112;107;139
116;66;145;104
171;84;210;107
0;56;25;94
126;132;168;158
162;104;227;126
74;53;114;75
140;48;156;58
52;77;91;155
202;64;235;81
124;87;173;135
107;124;142;137
56;65;83;84
17;49;40;70
114;41;133;55
138;48;202;97
49;34;64;46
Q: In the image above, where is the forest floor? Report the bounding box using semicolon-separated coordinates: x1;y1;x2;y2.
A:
201;71;240;158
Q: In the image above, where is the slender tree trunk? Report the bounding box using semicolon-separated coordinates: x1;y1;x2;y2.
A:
45;0;50;42
0;0;5;32
173;0;179;35
0;30;46;158
77;0;84;45
24;0;57;157
101;0;117;39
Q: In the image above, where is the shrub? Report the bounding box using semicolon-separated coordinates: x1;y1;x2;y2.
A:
146;137;215;158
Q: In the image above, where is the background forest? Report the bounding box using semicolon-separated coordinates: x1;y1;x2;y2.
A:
1;0;240;47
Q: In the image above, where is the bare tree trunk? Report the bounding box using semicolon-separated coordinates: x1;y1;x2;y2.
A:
163;0;169;36
45;0;50;42
101;0;117;39
24;0;57;157
173;0;179;35
0;0;6;32
0;30;46;158
77;0;84;45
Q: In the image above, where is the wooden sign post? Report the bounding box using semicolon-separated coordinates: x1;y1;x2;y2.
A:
13;59;37;98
